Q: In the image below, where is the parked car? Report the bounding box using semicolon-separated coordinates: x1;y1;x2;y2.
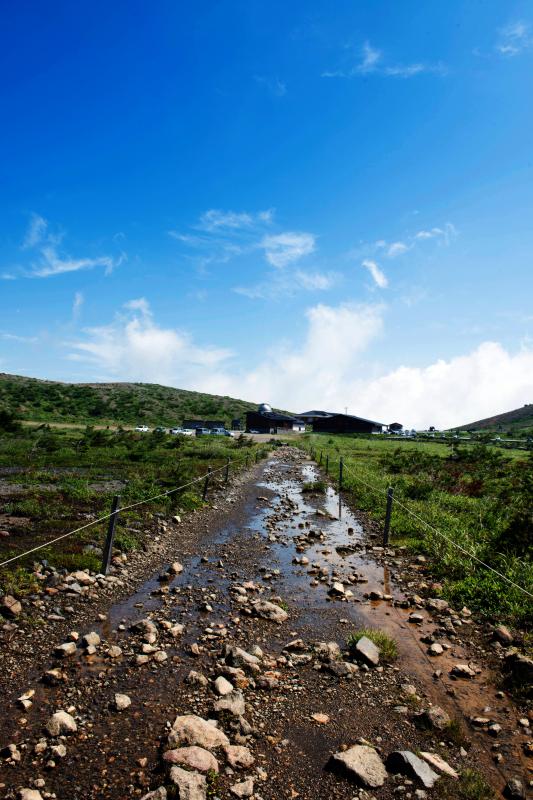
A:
169;427;184;435
195;427;211;436
181;428;196;436
135;425;150;432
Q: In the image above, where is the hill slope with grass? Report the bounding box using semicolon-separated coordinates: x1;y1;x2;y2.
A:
0;373;279;427
456;403;533;434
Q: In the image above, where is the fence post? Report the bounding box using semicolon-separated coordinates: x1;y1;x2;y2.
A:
338;458;344;518
203;466;212;501
101;495;120;575
319;451;323;466
325;454;329;475
224;457;230;484
383;487;394;546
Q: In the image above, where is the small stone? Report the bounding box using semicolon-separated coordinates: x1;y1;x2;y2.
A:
45;710;77;736
354;636;380;667
168;714;230;749
55;641;77;658
140;789;167;800
428;643;444;656
504;778;526;799
169;766;207;800
230;778;254;798
252;599;288;623
416;706;451;731
330;744;387;788
419;752;458;779
214;689;245;717
493;625;513;646
311;713;330;724
18;790;44;800
82;631;100;648
450;663;476;679
169;562;183;574
1;594;22;618
386;751;440;788
114;693;131;711
214;676;234;696
223;744;255;769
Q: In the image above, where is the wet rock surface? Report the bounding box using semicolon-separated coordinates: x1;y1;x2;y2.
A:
0;448;530;799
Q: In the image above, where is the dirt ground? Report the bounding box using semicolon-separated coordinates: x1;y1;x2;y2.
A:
0;447;531;800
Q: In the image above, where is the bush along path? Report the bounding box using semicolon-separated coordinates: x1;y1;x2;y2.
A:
0;447;531;800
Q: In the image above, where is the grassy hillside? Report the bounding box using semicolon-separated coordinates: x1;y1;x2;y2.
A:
0;373;274;427
457;404;533;434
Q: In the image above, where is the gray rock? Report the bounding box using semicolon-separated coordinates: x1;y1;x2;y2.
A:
426;598;449;614
55;641;77;658
493;625;513;646
214;676;233;696
450;663;476;679
251;599;288;624
214;689;246;717
223;744;255;769
419;752;458;778
354;636;380;666
1;594;22;618
386;751;440;788
169;766;207;800
168;714;229;749
140;789;167;800
82;631;100;648
416;706;451;731
230;778;254;798
504;778;525;799
46;710;77;736
330;744;387;788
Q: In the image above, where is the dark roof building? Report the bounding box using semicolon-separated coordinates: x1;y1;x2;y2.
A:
311;412;384;434
246;404;305;433
183;419;225;430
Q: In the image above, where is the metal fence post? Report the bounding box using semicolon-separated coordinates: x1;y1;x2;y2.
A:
383;487;394;546
325;454;329;475
203;466;212;501
224;457;230;484
319;451;323;466
101;495;120;575
338;458;344;518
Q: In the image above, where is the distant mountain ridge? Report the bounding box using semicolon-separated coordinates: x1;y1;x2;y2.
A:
0;373;287;427
457;403;533;432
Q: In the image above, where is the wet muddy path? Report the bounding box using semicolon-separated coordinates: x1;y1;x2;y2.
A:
0;448;530;799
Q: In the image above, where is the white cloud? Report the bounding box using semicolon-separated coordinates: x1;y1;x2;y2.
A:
16;214;125;279
294;270;336;290
68;299;233;385
387;241;409;258
62;300;533;430
260;232;316;268
322;40;446;79
362;259;388;289
196;208;274;233
72;291;84;320
234;269;337;299
22;214;48;249
1;332;38;344
496;21;532;56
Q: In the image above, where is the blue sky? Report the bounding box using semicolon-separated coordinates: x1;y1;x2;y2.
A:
1;1;532;427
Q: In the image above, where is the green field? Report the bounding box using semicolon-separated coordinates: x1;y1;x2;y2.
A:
0;418;265;595
295;434;533;628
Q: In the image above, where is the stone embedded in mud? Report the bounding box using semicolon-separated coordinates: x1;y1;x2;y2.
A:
214;689;246;717
329;744;387;788
426;598;449;614
82;631;100;648
130;618;158;644
416;706;451;731
185;670;209;687
354;636;380;667
504;778;526;799
18;790;44;800
223;744;255;769
314;641;342;662
55;641;77;658
1;594;22;617
328;581;345;597
45;710;77;737
224;645;261;671
506;652;533;686
108;645;122;658
419;752;458;779
214;676;234;696
140;789;167;800
450;663;476;679
230;778;254;798
168;714;230;750
251;599;288;623
428;643;444;656
386;751;440;788
164;746;219;773
114;693;131;711
169;766;207;800
493;624;513;645
168;561;183;574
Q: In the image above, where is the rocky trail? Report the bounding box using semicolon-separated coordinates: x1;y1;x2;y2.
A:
1;447;531;800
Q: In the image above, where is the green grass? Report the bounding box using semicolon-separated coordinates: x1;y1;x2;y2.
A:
302;480;327;493
295;433;533;628
435;769;495;800
347;627;398;663
0;423;266;578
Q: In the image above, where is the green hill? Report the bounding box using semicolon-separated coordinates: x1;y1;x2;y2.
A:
0;373;280;428
457;403;533;434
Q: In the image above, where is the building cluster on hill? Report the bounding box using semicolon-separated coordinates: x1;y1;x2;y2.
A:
244;404;393;435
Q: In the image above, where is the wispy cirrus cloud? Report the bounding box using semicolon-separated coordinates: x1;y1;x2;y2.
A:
322;40;447;80
496;21;532;56
233;268;338;300
362;259;388;289
11;214;126;279
260;231;316;268
376;223;458;259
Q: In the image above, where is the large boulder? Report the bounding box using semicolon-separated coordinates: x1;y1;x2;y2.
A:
329;744;387;788
386;751;440;788
168;715;229;750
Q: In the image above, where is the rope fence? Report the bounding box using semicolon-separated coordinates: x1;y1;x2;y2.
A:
309;446;533;601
